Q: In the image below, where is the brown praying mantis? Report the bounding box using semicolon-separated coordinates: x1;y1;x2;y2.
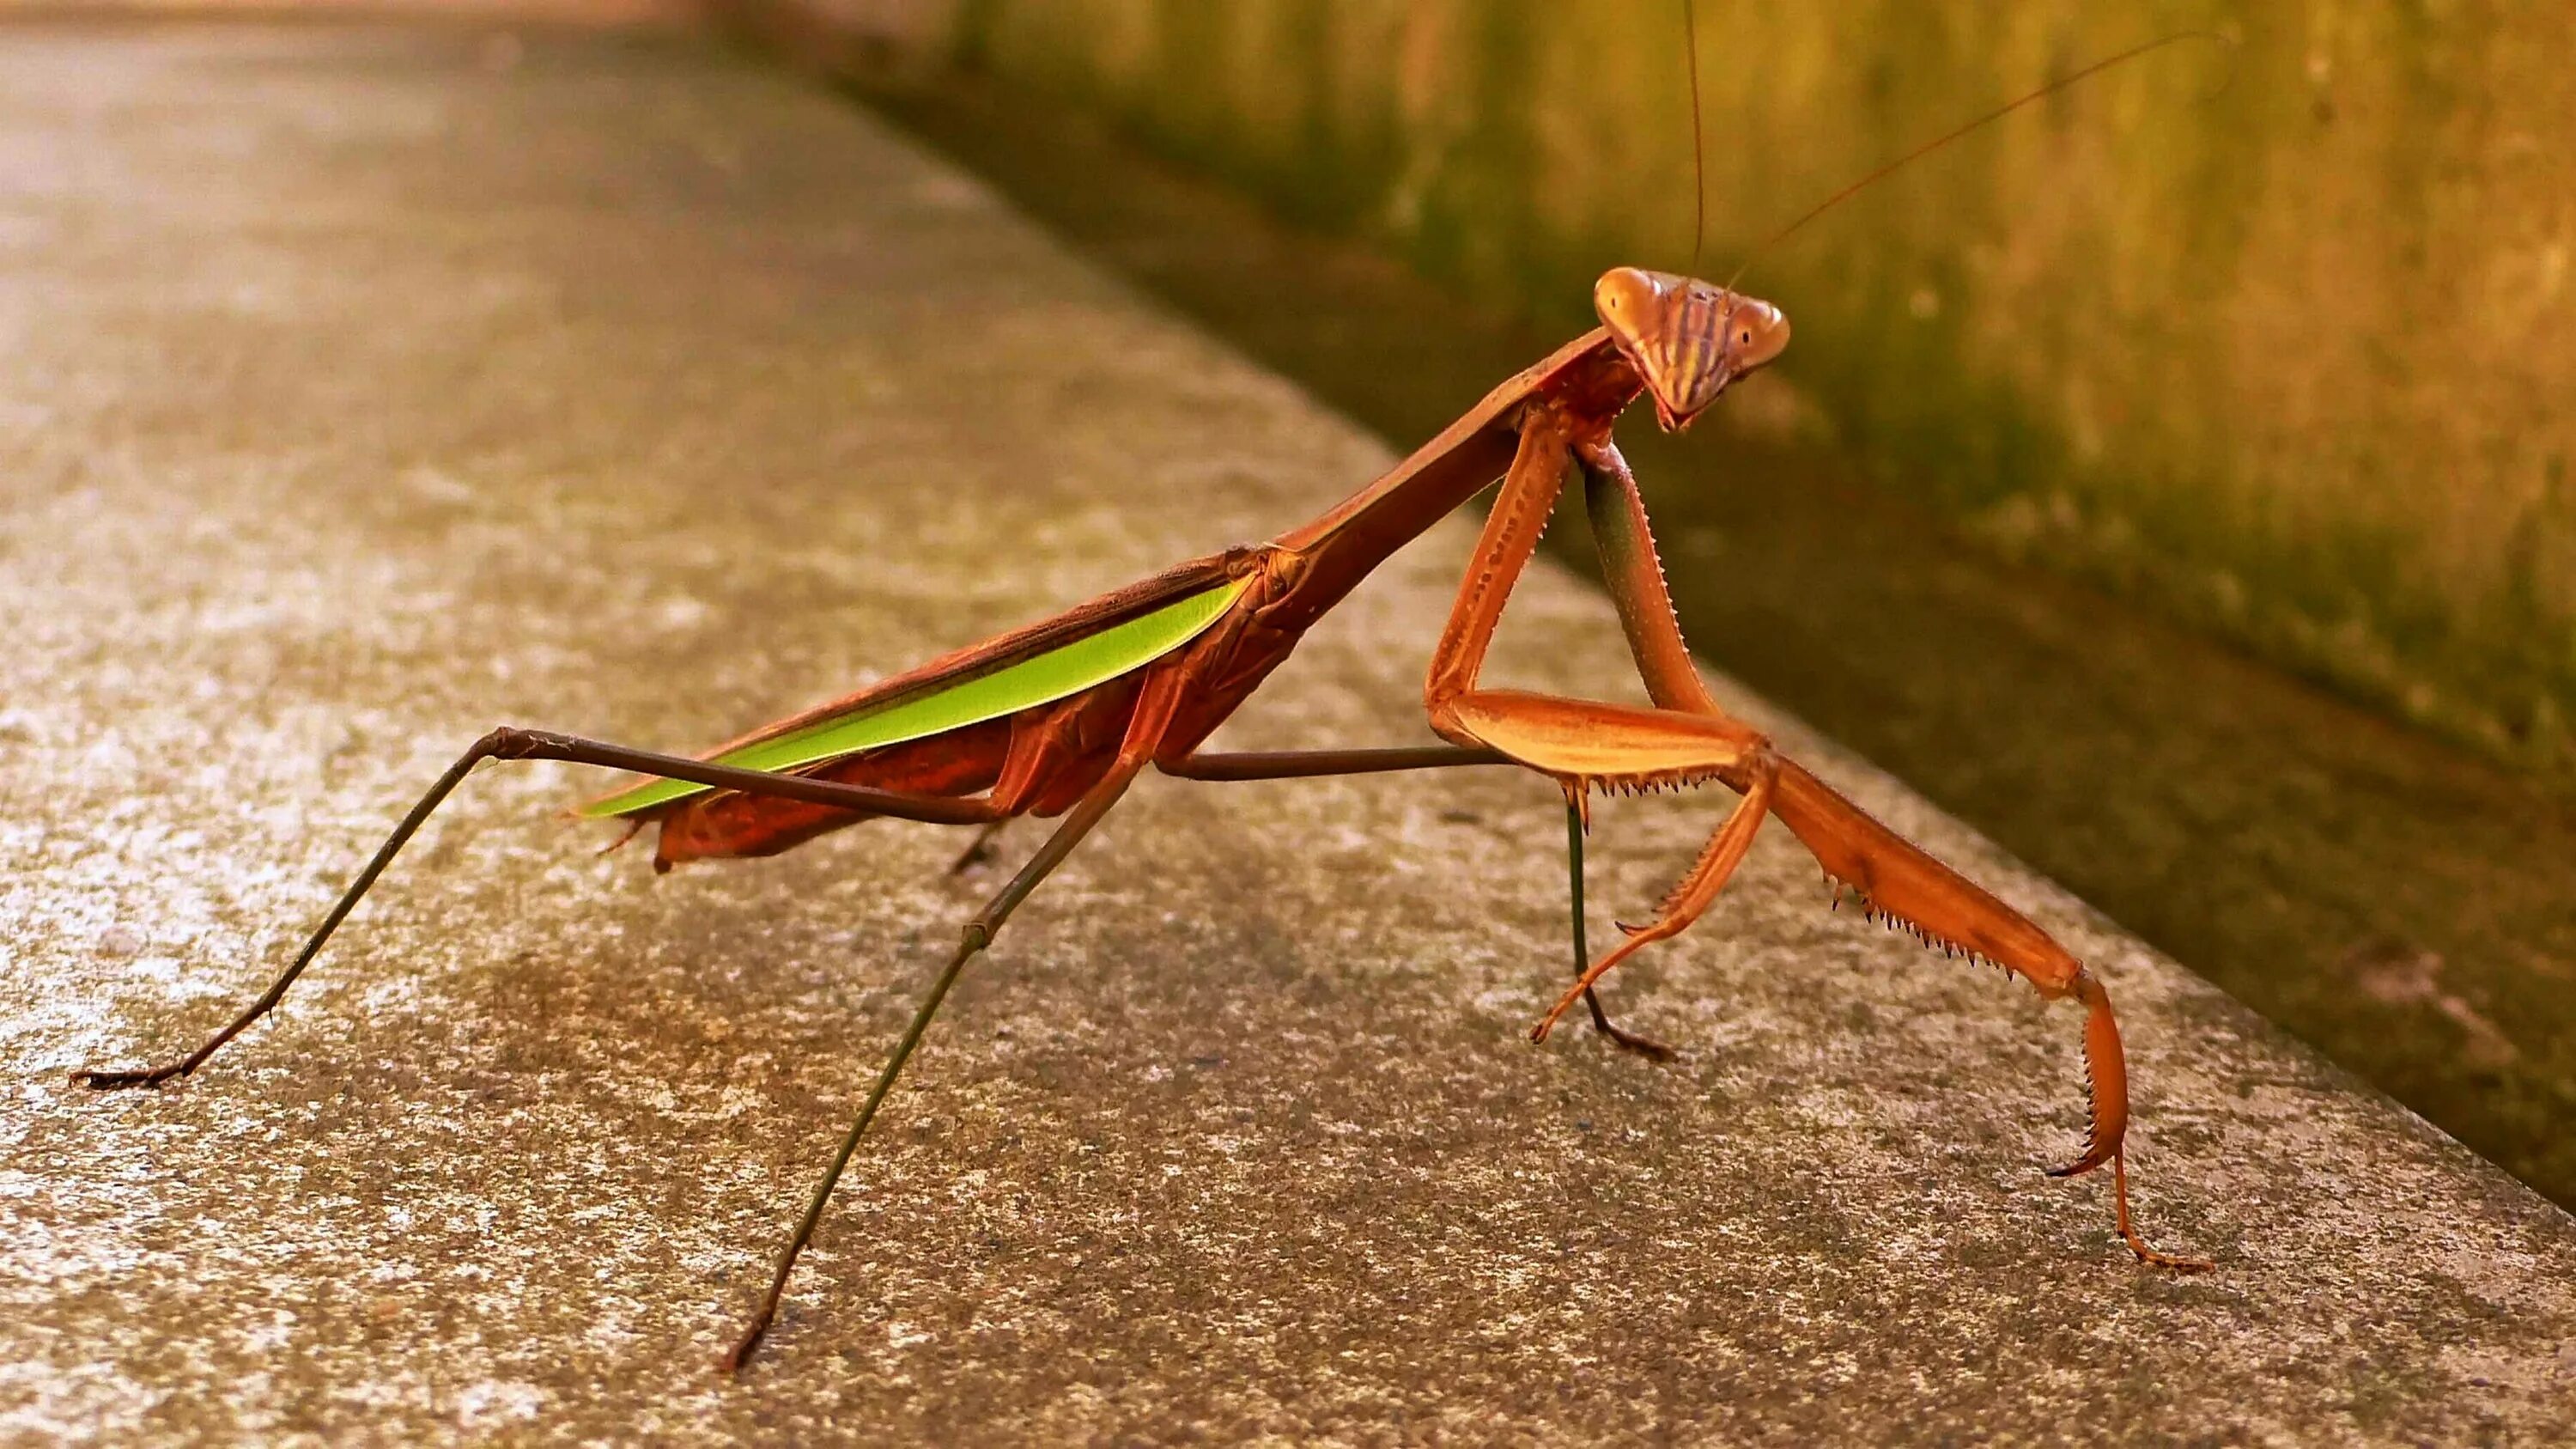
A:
72;27;2220;1373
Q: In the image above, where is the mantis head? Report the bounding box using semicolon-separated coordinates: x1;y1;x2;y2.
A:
1592;267;1789;431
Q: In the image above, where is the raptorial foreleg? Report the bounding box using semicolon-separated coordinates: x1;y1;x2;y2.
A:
1533;757;1775;1044
1766;758;2208;1269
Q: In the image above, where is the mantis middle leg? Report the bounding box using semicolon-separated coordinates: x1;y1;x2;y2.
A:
1161;744;1677;1058
726;661;1192;1371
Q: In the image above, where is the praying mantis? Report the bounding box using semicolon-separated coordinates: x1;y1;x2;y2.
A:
71;27;2218;1374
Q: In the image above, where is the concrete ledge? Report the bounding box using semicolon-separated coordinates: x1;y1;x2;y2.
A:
4;17;2573;1445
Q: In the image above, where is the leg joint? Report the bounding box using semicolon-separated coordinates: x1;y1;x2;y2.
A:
474;725;530;758
1719;740;1781;795
2068;961;2107;1008
475;726;565;761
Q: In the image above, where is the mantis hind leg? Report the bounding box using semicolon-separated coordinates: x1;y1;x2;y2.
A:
723;753;1144;1373
724;662;1188;1372
74;727;1004;1090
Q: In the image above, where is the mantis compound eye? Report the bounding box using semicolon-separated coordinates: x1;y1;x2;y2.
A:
1727;299;1791;371
1592;266;1657;325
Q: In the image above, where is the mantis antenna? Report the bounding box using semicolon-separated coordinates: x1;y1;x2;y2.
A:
1683;0;1706;272
1668;6;2231;290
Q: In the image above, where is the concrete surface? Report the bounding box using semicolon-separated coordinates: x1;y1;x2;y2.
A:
2;16;2573;1446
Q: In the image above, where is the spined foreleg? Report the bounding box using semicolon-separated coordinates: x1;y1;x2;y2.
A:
1767;758;2209;1270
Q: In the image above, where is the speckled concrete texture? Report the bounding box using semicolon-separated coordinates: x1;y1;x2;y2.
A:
3;17;2573;1446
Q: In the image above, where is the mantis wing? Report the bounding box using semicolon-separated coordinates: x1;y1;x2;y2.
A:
580;556;1248;819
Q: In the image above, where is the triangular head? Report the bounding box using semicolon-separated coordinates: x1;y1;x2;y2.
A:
1591;267;1789;431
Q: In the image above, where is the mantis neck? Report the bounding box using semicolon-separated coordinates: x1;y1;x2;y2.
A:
1265;328;1640;626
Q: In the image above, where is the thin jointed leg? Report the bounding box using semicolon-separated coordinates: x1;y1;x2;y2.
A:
720;767;1133;1372
1535;763;1775;1043
726;665;1188;1373
1170;747;1669;1058
965;743;1502;882
1566;801;1677;1062
75;726;1002;1090
1157;744;1507;782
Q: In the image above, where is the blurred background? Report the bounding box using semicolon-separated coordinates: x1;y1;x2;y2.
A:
19;0;2575;1208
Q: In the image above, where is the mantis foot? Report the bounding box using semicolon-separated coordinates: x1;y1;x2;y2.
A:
2051;1148;2214;1272
1583;995;1679;1062
720;1302;777;1377
72;1060;192;1091
2125;1239;2216;1272
2105;1151;2213;1272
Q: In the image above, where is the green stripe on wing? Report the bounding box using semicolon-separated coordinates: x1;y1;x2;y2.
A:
580;576;1248;819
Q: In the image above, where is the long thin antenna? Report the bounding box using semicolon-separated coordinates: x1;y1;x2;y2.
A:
1684;0;1706;271
1725;29;2229;289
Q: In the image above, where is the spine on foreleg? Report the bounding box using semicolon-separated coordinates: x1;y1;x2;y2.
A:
2055;970;2129;1178
1766;757;2129;1176
1767;759;2080;993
